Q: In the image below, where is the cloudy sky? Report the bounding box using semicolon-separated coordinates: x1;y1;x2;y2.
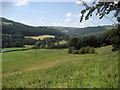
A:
1;0;116;28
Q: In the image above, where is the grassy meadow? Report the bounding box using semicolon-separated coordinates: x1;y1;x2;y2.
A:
2;46;119;88
0;22;13;25
2;48;25;51
2;45;34;51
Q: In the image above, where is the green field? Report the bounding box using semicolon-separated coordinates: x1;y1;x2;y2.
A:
2;48;25;51
2;46;119;88
2;45;34;51
0;22;13;25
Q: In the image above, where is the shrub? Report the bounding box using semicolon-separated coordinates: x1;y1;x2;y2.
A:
79;47;86;54
68;47;95;54
68;47;76;54
73;50;79;54
89;47;95;54
84;46;90;53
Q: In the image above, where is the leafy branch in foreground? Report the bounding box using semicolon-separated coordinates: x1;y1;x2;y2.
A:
79;1;120;23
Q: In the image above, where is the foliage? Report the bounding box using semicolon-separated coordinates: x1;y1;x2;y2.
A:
68;46;95;54
34;37;68;49
23;38;37;45
68;38;79;49
100;27;120;51
68;47;76;54
2;33;24;48
80;1;119;22
110;25;120;51
46;44;68;49
68;35;100;52
78;47;86;54
82;35;99;47
79;1;120;51
67;27;120;53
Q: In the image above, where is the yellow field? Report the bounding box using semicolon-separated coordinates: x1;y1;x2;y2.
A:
25;35;55;40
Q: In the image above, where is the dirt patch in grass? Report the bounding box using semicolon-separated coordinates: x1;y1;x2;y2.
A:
2;55;88;78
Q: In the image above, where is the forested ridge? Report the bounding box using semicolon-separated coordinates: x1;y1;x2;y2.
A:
1;17;116;38
1;17;69;39
50;25;116;37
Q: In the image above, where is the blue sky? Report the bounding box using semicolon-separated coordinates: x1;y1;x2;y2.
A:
1;1;116;28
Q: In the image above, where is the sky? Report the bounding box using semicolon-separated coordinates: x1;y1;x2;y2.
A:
1;0;117;28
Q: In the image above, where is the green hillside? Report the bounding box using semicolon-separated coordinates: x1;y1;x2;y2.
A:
1;17;116;39
2;46;118;88
0;22;12;25
1;17;69;40
50;26;116;37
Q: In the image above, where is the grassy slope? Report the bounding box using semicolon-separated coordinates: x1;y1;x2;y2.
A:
2;46;118;88
2;45;34;51
2;48;25;51
0;22;12;25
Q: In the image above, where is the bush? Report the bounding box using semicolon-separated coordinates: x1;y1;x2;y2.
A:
73;50;79;54
84;46;90;53
68;47;95;54
89;47;95;54
79;47;86;54
68;47;76;54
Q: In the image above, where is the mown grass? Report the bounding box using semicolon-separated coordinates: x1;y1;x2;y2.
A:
2;46;119;88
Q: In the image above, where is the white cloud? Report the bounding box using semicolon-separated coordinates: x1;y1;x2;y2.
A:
14;0;28;6
76;0;83;5
76;0;96;5
84;0;95;2
114;1;118;4
64;18;73;23
66;12;73;17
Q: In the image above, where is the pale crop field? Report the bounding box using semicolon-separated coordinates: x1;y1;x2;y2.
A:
25;35;55;40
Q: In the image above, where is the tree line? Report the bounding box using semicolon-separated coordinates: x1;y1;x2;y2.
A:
67;27;120;54
33;37;68;49
2;33;37;48
2;26;119;53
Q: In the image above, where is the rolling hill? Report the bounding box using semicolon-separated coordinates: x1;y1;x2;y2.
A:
50;25;116;37
1;17;69;40
1;17;116;39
